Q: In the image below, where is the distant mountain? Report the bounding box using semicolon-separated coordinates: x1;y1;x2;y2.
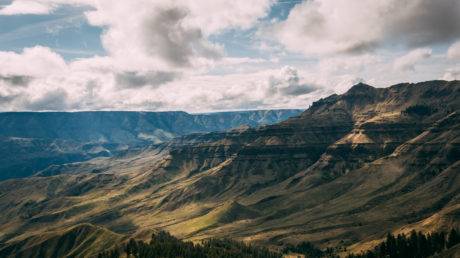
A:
0;109;302;180
0;80;459;257
0;110;303;143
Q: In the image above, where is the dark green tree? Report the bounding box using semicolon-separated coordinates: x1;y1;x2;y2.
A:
447;229;460;249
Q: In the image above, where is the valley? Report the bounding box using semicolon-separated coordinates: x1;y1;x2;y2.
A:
0;109;302;180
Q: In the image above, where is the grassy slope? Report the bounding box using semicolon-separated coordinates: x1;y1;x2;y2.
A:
0;223;123;258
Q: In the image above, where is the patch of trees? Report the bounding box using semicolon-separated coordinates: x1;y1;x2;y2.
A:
347;229;460;258
98;229;460;258
282;241;338;257
403;105;436;117
98;230;281;258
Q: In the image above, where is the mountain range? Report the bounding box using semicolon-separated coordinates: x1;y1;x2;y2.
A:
0;80;459;257
0;109;302;180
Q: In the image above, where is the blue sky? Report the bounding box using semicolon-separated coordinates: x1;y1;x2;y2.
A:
0;1;301;60
0;0;459;112
0;5;103;59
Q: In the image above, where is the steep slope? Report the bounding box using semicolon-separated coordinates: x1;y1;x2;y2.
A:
0;224;123;258
0;109;302;180
0;80;458;257
434;243;460;258
145;81;459;247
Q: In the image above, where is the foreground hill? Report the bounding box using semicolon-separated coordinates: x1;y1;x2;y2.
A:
0;80;458;257
0;224;122;258
0;109;301;180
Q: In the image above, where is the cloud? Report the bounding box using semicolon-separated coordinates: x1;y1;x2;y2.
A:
115;71;178;89
0;46;66;77
0;43;417;112
447;41;460;59
1;0;272;70
0;1;275;111
0;0;52;15
318;54;381;74
82;0;270;70
0;0;456;113
0;94;19;105
83;2;218;70
442;68;460;81
268;66;317;96
1;0;273;33
393;48;432;71
23;88;69;110
271;0;460;56
182;0;274;35
141;6;222;67
0;75;32;87
0;0;93;15
0;0;273;34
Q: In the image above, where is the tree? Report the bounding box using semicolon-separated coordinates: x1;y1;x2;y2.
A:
385;233;397;257
447;229;460;249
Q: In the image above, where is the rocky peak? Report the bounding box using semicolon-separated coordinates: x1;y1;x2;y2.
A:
345;82;376;96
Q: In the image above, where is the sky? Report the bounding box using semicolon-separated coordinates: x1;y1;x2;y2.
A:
0;0;459;112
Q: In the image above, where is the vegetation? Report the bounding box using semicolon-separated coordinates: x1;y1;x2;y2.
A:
403;105;436;116
97;229;460;258
282;241;337;257
98;231;281;258
347;229;460;258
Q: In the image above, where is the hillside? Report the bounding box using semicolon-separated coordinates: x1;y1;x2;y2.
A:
0;224;123;258
0;80;458;257
0;109;302;180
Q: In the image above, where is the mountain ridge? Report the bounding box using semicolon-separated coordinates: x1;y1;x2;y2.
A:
0;80;459;257
0;109;302;180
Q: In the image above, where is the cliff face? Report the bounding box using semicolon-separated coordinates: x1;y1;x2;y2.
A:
160;81;459;204
0;80;459;257
0;109;302;180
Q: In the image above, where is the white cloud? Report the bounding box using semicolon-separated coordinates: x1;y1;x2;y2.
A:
181;0;274;35
442;68;460;81
0;0;51;15
268;66;317;96
318;54;382;74
1;0;273;34
271;0;460;56
0;0;92;15
0;46;66;77
84;2;218;70
0;48;349;112
1;0;273;71
0;0;278;111
447;41;460;59
0;44;440;112
393;48;432;71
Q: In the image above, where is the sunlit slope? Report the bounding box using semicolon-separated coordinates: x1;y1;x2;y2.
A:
0;223;123;258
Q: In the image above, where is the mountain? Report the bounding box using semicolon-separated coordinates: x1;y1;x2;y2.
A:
0;109;302;180
0;80;458;257
0;110;304;143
